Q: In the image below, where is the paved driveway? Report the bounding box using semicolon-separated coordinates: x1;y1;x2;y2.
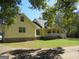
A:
61;46;79;59
0;45;12;54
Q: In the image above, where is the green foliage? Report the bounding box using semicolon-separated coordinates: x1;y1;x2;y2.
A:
0;0;48;26
55;0;77;11
42;0;79;37
67;14;79;37
55;0;78;25
42;7;56;27
0;0;21;26
40;28;48;36
55;0;78;22
54;0;79;36
0;0;21;38
28;0;48;10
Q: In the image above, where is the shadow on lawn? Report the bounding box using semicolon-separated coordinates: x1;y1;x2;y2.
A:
39;37;79;42
39;37;64;41
39;38;59;41
0;39;36;43
67;38;79;41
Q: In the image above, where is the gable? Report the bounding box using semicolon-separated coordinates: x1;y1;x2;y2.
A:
16;13;35;28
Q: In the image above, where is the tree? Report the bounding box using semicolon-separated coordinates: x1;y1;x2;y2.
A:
68;14;79;37
28;0;48;10
0;0;21;40
0;0;48;26
42;7;56;28
0;0;21;26
55;0;78;35
42;0;79;37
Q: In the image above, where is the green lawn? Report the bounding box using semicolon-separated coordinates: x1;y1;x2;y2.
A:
0;38;79;48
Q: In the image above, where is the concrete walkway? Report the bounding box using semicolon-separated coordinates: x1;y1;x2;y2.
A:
0;45;79;59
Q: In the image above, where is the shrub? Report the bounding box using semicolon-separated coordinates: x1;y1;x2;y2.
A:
41;33;66;40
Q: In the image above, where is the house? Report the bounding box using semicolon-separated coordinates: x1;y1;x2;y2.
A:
0;13;66;42
33;19;48;38
33;19;66;39
0;14;36;42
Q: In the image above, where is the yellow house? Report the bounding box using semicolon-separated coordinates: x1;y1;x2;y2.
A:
0;14;36;42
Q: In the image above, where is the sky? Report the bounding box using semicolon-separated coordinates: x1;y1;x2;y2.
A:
20;0;79;21
20;0;56;21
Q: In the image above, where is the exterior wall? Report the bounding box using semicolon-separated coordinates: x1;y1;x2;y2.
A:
3;14;36;42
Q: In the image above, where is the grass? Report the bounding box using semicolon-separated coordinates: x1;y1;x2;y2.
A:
0;38;79;48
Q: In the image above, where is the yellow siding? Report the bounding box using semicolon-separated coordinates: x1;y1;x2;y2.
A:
0;25;2;32
4;14;36;38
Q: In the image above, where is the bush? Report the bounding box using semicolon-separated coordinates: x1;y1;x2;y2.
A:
41;33;66;40
67;28;79;38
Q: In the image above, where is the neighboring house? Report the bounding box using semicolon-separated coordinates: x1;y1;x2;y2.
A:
0;14;36;42
33;19;48;38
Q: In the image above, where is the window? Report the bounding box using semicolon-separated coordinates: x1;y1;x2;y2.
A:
19;27;26;33
20;16;24;22
36;29;40;35
44;22;48;28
